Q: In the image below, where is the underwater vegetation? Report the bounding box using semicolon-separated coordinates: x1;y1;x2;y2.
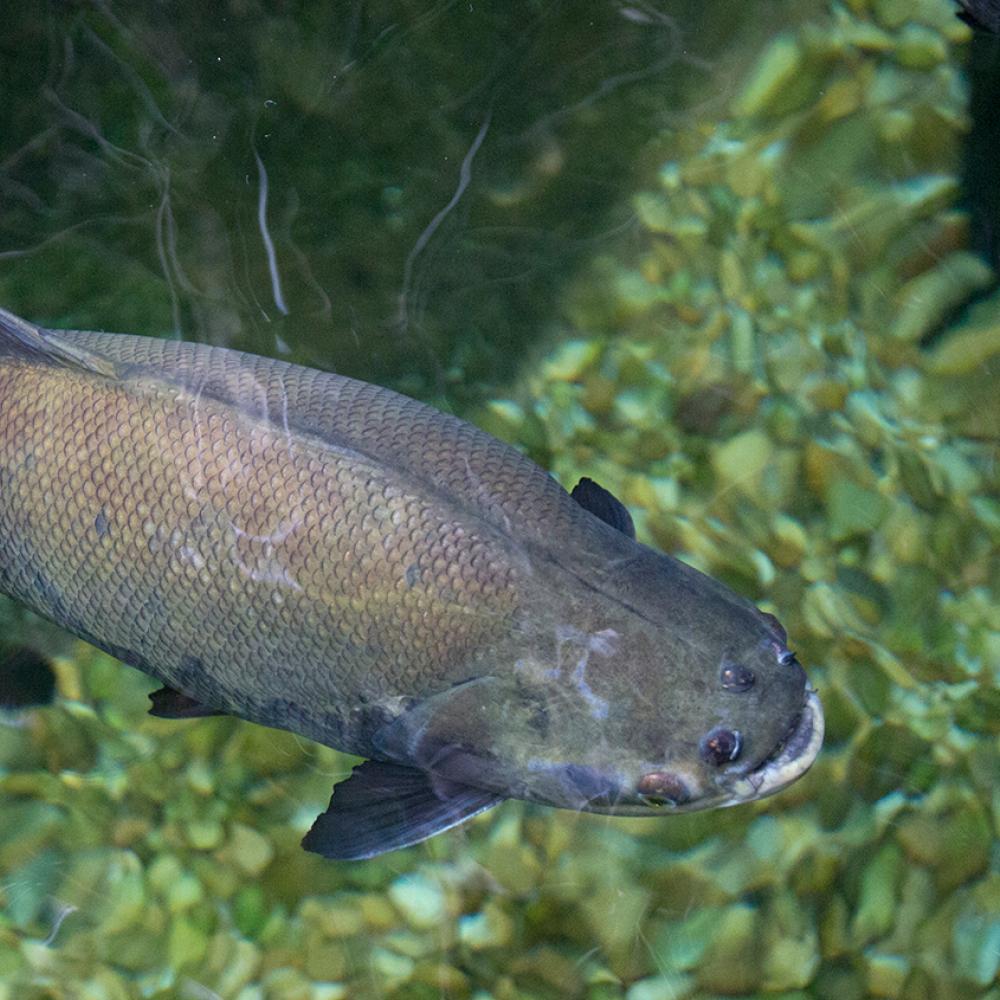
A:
0;0;997;998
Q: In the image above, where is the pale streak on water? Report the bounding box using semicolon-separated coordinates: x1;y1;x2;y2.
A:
395;112;493;334
41;901;78;947
554;624;616;720
254;147;289;318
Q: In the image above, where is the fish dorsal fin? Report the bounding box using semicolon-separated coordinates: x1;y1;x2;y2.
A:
0;307;118;379
302;759;502;860
570;478;635;538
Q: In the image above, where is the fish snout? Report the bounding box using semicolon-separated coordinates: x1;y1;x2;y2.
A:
696;635;821;806
718;687;825;803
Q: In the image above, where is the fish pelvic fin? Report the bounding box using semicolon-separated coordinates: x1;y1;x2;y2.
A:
148;686;229;719
0;306;119;379
302;759;503;861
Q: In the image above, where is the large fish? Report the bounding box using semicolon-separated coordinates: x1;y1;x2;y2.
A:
0;307;823;859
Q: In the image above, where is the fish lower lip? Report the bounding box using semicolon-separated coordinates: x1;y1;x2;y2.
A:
727;687;824;803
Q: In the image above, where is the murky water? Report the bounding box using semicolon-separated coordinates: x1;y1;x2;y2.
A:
1;2;997;998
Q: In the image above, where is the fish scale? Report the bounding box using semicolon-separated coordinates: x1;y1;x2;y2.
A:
0;307;822;859
0;348;522;749
58;327;588;550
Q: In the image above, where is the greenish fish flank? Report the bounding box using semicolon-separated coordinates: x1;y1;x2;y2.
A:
0;306;823;860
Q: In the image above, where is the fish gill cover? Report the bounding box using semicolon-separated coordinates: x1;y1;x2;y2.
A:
0;1;997;998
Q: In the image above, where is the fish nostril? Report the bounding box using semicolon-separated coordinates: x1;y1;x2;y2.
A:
720;663;755;692
759;611;787;644
700;727;742;766
779;650;800;668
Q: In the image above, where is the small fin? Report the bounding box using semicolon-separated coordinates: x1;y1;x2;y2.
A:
373;676;504;771
302;759;503;860
148;686;228;719
571;477;636;538
0;306;118;378
0;647;57;709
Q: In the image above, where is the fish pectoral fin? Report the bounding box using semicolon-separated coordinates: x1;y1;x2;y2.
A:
372;676;507;772
148;686;229;719
301;759;503;861
570;477;636;538
0;307;119;378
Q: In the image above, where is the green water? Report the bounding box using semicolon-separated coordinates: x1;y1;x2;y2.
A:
1;2;997;998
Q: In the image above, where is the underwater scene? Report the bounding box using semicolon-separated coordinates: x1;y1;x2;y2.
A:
0;1;997;998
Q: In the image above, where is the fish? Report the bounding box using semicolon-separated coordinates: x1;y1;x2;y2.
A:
0;306;823;859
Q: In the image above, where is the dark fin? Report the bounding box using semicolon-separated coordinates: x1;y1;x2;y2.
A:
302;759;502;860
148;686;228;719
0;647;57;709
0;306;118;378
571;477;636;538
957;0;1000;32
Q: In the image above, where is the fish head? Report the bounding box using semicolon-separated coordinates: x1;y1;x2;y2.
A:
501;541;824;816
374;541;822;818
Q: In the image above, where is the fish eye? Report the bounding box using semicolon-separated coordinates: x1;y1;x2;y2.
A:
720;663;755;692
637;770;691;806
700;727;742;766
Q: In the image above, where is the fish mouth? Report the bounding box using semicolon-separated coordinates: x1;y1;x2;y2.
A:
723;686;824;805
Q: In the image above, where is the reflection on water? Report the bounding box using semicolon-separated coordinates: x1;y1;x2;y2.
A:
0;0;733;399
1;1;998;998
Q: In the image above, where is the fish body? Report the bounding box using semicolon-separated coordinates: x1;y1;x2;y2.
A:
0;307;822;858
